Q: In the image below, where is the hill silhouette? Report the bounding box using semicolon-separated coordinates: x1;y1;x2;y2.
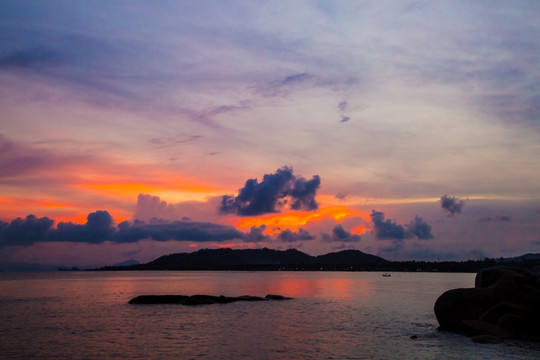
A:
95;248;540;272
98;247;389;271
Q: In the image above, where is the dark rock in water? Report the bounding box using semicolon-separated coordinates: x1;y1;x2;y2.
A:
434;266;540;342
264;294;293;300
434;287;493;330
471;335;504;344
455;319;513;339
129;294;292;305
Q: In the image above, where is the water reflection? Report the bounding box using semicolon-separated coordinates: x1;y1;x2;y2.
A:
3;271;537;360
236;272;375;300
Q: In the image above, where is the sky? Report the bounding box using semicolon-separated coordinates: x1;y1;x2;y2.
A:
1;0;539;268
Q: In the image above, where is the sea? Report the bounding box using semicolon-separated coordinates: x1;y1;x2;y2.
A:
1;271;539;360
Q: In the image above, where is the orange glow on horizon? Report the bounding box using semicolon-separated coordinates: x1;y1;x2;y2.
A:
218;243;237;248
78;180;221;199
235;206;371;234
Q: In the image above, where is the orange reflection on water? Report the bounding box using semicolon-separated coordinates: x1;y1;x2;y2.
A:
244;274;375;300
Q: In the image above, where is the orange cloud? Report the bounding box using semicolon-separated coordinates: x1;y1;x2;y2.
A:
235;206;370;234
76;173;221;199
0;197;77;221
350;224;371;235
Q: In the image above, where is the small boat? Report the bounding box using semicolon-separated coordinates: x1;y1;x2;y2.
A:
382;273;391;277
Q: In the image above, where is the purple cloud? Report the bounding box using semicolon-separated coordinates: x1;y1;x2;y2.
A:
370;211;433;240
322;224;361;243
277;228;315;243
440;195;464;216
220;167;321;216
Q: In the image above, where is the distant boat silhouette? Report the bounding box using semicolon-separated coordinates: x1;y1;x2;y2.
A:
382;273;391;277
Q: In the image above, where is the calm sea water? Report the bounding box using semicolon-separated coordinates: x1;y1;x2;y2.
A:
1;271;539;360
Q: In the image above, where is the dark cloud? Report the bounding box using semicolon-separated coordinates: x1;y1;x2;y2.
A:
51;211;116;243
338;101;348;111
220;167;320;216
440;194;464;216
0;215;55;246
335;192;347;200
340;116;350;123
277;228;314;243
406;215;433;240
289;174;320;211
370;210;433;240
1;211;246;246
322;224;361;243
244;225;269;242
115;219;243;243
0;211;116;246
370;210;408;240
479;215;512;222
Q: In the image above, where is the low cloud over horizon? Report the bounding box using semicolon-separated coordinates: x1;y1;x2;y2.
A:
1;195;539;265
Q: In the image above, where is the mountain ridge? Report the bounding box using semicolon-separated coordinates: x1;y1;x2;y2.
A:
95;248;540;272
98;247;389;271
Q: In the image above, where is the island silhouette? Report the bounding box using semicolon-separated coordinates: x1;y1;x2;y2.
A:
94;248;540;272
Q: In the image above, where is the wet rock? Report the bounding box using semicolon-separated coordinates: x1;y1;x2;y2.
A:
471;335;504;344
434;287;493;330
434;266;540;342
456;319;512;339
129;294;292;305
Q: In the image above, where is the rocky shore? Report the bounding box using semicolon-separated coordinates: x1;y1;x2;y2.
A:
434;266;540;343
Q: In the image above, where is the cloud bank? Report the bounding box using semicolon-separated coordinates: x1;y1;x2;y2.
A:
0;211;244;247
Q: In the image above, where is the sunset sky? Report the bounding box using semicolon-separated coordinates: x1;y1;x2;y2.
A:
1;1;539;268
